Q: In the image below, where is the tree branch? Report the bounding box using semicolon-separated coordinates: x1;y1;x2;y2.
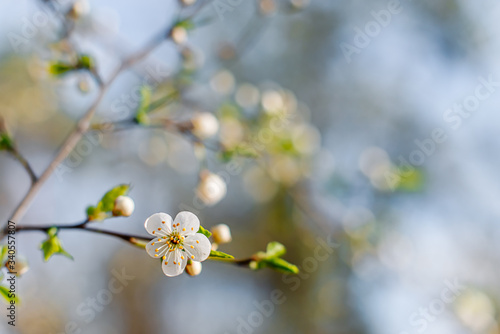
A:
6;26;172;226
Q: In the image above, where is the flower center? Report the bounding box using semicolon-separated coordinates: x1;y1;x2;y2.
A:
167;231;184;248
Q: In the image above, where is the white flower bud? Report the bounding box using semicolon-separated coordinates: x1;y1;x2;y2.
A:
69;0;90;19
185;261;202;276
211;224;232;244
196;171;227;206
180;0;197;5
112;196;135;217
191;112;219;140
6;257;29;276
171;26;188;45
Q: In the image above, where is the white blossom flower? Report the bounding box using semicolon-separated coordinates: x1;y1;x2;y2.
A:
112;196;135;217
185;261;202;276
145;212;211;277
211;224;232;244
171;26;188;45
196;171;227;206
191;112;219;140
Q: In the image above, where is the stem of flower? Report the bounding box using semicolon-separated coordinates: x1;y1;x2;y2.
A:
12;222;254;266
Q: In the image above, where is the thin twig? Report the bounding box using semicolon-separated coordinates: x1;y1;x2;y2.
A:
9;148;38;184
6;26;172;227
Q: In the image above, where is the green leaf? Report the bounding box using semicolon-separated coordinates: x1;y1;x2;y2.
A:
77;54;94;70
249;241;299;274
197;225;212;238
0;133;14;151
135;86;152;125
265;241;286;259
175;19;195;30
0;245;8;264
48;61;75;76
209;250;234;259
40;228;73;262
0;285;19;305
87;184;130;221
49;54;94;77
263;258;299;274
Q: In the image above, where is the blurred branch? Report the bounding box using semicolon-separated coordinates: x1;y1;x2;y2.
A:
6;24;177;227
8;147;38;184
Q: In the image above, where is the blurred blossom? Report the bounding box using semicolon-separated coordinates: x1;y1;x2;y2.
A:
235;83;260;109
261;89;284;114
190;112;219;140
291;124;321;155
258;0;277;15
6;256;29;277
210;224;232;244
377;233;414;271
210;69;235;95
243;166;279;202
138;136;168;166
171;26;188;45
359;146;391;178
358;146;395;191
220;118;245;148
454;290;496;332
180;0;197;6
290;0;311;10
269;155;302;186
196;170;227;206
181;46;204;71
68;0;91;20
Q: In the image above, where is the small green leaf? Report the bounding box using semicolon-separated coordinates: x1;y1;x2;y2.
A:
77;54;94;70
135;86;152;125
0;285;19;305
0;132;14;151
175;19;195;30
263;258;299;274
87;184;130;221
209;250;234;259
265;241;286;259
48;61;75;76
40;228;73;262
0;245;8;264
197;225;212;238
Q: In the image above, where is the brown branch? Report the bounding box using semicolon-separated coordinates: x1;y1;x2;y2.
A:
6;27;171;226
8;147;38;184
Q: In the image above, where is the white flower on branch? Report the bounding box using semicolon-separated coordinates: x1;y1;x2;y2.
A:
196;171;227;206
145;212;211;277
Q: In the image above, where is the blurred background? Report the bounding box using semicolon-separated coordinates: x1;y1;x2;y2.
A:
1;0;500;333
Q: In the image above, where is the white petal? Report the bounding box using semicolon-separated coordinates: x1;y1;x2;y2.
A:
173;211;200;236
145;213;173;236
162;249;188;277
183;233;211;262
145;238;170;258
